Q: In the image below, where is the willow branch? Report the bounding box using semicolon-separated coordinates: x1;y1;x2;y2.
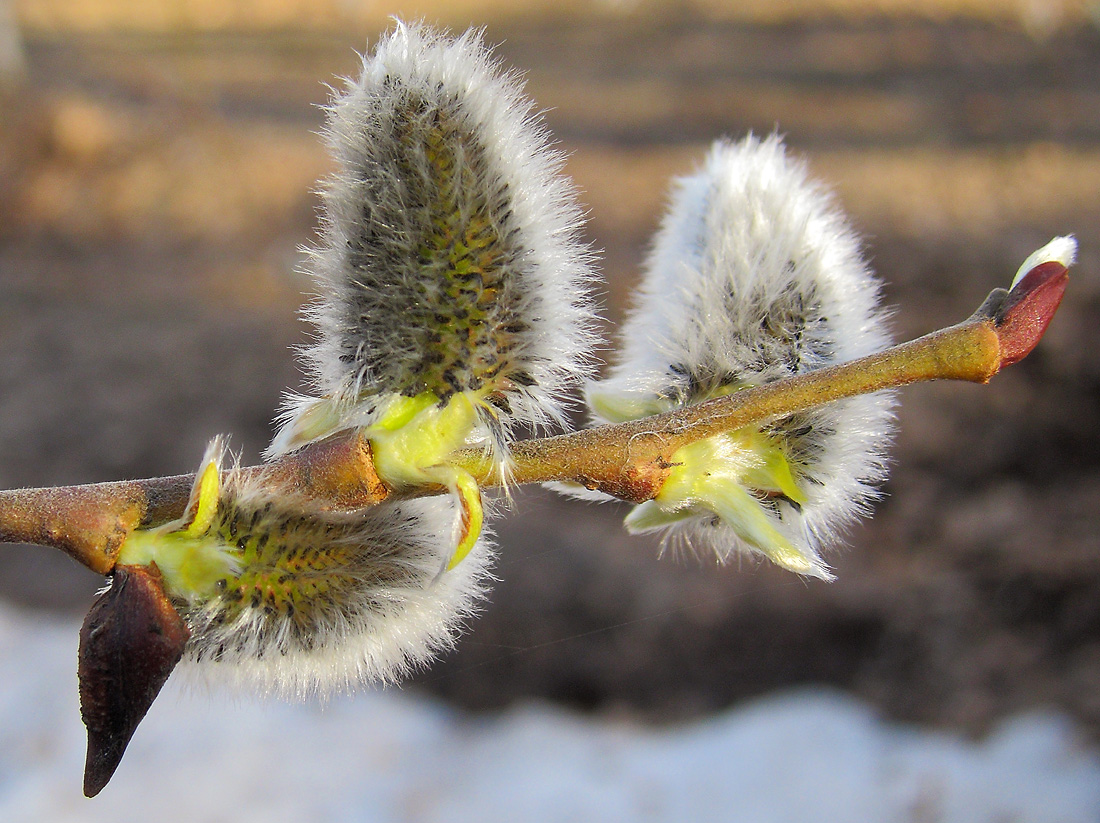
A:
455;318;1000;500
0;259;1068;576
0;431;388;574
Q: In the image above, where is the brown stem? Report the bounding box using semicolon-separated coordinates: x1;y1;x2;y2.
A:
463;256;1067;499
0;481;163;575
453;316;1002;500
0;261;1067;574
0;429;387;574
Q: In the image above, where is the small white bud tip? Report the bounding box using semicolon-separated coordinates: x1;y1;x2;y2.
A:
1012;235;1077;289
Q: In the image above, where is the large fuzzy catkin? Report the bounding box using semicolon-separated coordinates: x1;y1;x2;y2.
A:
269;22;597;459
117;441;494;695
588;134;895;578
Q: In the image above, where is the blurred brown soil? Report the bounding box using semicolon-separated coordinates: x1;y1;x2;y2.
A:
1;13;1099;738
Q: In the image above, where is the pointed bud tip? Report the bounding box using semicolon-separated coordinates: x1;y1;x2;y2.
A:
996;238;1075;368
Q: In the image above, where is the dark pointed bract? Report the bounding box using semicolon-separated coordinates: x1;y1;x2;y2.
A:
78;564;189;797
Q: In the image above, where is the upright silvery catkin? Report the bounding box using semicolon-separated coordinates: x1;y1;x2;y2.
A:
587;134;895;578
267;22;598;568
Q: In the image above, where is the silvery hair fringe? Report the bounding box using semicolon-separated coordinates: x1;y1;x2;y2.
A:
591;134;896;576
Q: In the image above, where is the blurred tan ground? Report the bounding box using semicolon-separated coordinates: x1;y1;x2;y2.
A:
11;0;1096;31
1;2;1099;737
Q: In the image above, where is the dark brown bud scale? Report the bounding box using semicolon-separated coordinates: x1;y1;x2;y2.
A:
77;564;190;797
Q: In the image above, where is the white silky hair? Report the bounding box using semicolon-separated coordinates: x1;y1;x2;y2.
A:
1012;235;1076;288
590;134;896;577
270;21;598;458
175;453;495;698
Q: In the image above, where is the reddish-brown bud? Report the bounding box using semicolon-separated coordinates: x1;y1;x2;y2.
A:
995;259;1070;368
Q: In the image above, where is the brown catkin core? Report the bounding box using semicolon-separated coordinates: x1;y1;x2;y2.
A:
341;95;533;403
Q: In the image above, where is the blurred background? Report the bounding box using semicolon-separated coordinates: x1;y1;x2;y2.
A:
0;0;1099;797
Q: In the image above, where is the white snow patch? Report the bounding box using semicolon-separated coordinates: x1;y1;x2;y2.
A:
0;602;1098;822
